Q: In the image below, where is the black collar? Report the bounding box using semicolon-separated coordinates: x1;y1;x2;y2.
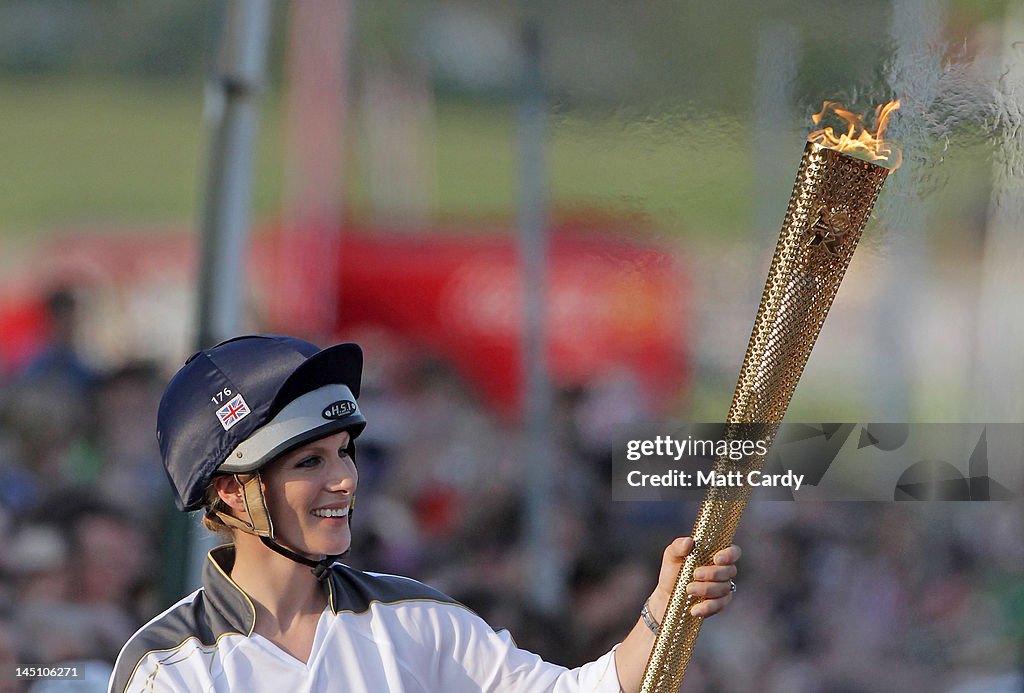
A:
203;545;258;635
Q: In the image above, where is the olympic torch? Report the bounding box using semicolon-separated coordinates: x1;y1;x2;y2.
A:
640;101;902;692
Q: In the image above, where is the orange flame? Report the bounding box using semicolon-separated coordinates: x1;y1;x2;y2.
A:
808;100;902;170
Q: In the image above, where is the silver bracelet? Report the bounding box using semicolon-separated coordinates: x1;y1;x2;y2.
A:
640;599;660;635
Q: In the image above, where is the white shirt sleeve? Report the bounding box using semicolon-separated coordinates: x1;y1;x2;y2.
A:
404;601;622;693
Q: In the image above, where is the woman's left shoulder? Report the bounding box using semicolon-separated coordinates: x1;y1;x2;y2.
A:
327;564;464;613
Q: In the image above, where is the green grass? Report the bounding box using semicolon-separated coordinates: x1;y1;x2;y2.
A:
0;77;758;238
430;103;754;236
0;76;284;235
431;101;517;220
0;76;995;243
1;77;203;232
548;110;751;236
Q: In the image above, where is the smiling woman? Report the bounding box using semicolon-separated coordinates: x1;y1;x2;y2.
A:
240;430;358;563
108;335;740;693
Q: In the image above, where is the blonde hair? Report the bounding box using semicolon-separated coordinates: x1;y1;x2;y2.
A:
202;482;234;537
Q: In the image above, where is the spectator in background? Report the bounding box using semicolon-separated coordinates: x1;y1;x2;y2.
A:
19;287;98;393
0;424;40;517
90;362;168;516
5;288;98;492
64;498;154;620
11;496;154;669
1;375;92;494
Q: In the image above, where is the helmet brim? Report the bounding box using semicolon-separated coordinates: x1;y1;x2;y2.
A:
272;342;363;414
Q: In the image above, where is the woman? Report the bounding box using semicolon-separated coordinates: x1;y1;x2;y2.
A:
110;335;739;692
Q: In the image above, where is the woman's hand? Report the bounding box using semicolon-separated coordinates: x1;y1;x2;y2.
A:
649;537;740;620
614;537;742;691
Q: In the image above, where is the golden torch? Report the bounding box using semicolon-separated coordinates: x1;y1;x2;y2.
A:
640;101;902;692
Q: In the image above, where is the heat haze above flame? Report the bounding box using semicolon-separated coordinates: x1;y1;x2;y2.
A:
808;100;902;170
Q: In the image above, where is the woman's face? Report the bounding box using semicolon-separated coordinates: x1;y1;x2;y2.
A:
260;429;357;559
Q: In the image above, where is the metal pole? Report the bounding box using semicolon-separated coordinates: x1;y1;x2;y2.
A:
163;0;272;604
517;18;562;613
195;0;273;349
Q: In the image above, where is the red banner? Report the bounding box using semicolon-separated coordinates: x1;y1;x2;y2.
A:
326;228;690;415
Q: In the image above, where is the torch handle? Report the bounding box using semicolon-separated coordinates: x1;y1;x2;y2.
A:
640;448;763;693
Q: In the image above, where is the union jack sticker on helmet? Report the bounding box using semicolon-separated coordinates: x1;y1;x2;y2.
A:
217;393;250;431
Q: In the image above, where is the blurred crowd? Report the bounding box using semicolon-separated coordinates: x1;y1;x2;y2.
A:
0;289;1021;693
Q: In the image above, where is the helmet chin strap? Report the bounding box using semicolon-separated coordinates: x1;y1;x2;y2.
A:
257;536;344;581
213;472;354;582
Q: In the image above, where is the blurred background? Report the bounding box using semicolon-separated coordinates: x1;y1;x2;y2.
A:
0;0;1022;691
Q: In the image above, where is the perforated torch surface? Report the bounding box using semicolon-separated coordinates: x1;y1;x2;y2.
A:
640;142;889;693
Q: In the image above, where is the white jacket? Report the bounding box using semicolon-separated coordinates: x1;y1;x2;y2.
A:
109;546;620;692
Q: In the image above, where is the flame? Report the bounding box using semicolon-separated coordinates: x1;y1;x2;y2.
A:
808;100;902;170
